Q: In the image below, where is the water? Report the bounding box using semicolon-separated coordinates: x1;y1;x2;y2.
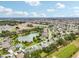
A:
17;33;39;42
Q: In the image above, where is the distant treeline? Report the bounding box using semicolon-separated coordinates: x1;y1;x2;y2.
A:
0;20;25;26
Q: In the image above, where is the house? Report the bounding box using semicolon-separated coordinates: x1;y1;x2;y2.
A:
0;37;11;48
42;28;48;37
15;52;24;58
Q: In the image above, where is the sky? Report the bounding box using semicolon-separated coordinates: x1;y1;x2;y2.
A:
0;1;79;17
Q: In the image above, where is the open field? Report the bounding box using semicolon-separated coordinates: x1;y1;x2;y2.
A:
47;37;79;58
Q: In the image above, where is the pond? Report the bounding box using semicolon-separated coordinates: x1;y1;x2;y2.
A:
17;33;39;42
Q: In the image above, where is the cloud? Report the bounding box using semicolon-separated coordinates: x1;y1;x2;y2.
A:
56;3;65;8
73;7;79;9
40;13;47;17
25;1;40;6
31;12;46;17
74;14;79;16
74;10;79;13
54;14;65;17
72;10;79;16
72;6;79;16
31;12;38;17
59;14;65;17
14;11;28;16
0;6;13;15
0;5;28;16
72;13;79;16
47;8;55;12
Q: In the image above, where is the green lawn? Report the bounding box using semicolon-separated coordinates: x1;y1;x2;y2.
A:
0;48;9;56
56;44;78;58
40;52;47;57
0;38;3;42
47;43;79;58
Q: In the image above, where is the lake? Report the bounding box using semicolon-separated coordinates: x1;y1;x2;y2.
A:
17;33;39;42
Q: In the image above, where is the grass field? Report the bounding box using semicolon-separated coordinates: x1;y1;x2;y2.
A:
47;44;78;58
0;38;3;42
47;37;79;58
56;44;78;58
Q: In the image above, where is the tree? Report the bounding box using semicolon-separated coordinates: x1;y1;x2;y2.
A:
64;33;76;41
27;24;33;27
57;38;67;46
1;30;11;37
64;34;72;41
70;33;76;40
16;26;19;29
30;50;41;58
10;33;18;40
43;43;58;53
24;50;41;58
0;48;9;56
33;36;41;43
